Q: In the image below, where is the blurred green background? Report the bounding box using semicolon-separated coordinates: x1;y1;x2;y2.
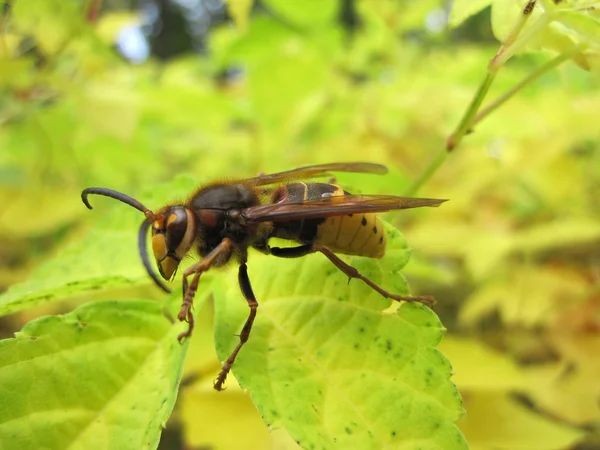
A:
1;0;599;449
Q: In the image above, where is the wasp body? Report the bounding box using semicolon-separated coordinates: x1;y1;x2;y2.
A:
267;182;386;258
82;162;446;390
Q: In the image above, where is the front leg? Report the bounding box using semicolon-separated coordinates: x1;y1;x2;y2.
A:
177;238;235;342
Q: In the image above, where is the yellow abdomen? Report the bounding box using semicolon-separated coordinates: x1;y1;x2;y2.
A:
315;212;386;258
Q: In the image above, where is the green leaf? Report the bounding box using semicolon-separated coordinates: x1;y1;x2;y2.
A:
491;0;542;43
225;0;254;33
449;0;494;29
0;175;198;317
0;299;189;450
12;0;85;54
261;0;338;27
214;222;466;449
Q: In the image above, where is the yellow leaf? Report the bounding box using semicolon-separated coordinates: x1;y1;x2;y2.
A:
78;83;140;140
180;376;271;450
460;267;588;327
524;361;600;425
513;218;600;253
226;0;254;33
438;337;527;391
522;334;600;425
95;12;140;43
464;233;513;280
0;188;82;237
459;392;585;450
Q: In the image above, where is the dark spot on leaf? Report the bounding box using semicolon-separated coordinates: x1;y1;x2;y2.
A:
426;369;433;376
372;226;377;234
271;410;279;417
391;431;397;437
354;343;359;349
345;427;352;434
386;340;393;351
361;217;367;226
359;327;365;333
379;236;383;244
268;346;275;351
29;336;37;341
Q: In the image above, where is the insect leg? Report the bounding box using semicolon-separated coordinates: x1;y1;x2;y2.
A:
177;238;235;342
314;245;434;307
270;244;434;307
214;262;258;391
269;244;313;257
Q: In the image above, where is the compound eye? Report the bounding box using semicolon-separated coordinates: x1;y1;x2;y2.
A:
166;208;188;251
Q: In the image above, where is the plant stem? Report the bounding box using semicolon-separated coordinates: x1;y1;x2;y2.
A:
489;1;538;70
473;45;583;128
446;70;497;151
404;148;447;197
447;1;547;151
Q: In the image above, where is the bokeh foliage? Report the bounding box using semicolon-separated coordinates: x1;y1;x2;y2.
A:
0;0;599;449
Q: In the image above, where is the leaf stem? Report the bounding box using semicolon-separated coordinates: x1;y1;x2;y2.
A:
472;44;584;128
447;1;553;151
446;70;496;151
404;148;447;197
489;1;538;71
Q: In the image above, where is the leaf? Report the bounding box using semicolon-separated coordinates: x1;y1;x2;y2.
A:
181;377;271;450
0;187;83;238
0;299;189;450
95;12;140;43
459;392;585;450
449;0;494;29
513;218;600;252
460;266;588;327
438;337;527;391
214;222;466;449
523;334;600;425
261;0;338;27
12;0;85;54
226;0;254;33
464;233;513;280
0;175;198;317
77;83;140;140
491;0;543;43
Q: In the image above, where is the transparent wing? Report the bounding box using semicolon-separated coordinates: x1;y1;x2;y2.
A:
245;162;388;186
